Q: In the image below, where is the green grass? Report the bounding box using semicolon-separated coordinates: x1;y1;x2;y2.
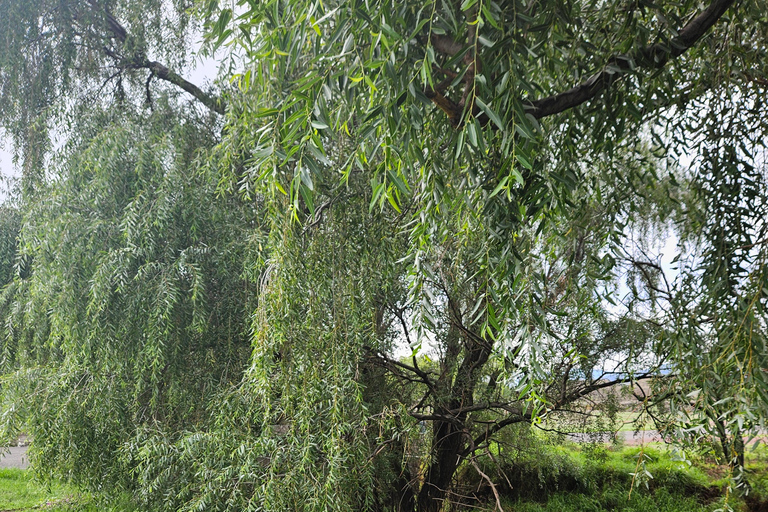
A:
0;468;137;512
0;468;73;510
459;441;768;512
504;486;722;512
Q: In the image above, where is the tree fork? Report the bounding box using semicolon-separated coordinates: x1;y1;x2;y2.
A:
91;0;226;115
427;0;737;127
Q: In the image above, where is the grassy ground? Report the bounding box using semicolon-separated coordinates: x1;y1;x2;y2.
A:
508;488;714;512
2;442;766;511
480;442;768;512
0;468;136;512
500;446;718;511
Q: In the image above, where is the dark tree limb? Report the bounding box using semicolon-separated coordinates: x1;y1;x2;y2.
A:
428;0;736;127
143;59;225;115
89;0;226;115
144;70;154;109
425;88;463;126
431;34;464;56
525;0;737;120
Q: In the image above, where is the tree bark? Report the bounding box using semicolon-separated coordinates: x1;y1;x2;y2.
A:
91;0;226;115
416;328;492;512
525;0;737;120
417;420;461;511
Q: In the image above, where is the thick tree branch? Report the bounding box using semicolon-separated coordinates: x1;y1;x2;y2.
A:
143;59;225;115
428;0;735;127
90;1;226;115
431;34;464;56
526;0;737;120
425;88;463;125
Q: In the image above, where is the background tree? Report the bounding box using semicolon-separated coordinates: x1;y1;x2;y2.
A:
0;0;224;191
0;101;257;491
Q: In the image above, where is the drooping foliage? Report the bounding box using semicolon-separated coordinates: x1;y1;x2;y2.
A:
0;102;256;490
0;205;20;289
659;91;768;473
133;187;407;511
0;0;765;510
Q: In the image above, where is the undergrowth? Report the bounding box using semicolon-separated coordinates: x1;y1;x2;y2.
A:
457;426;768;512
0;468;137;511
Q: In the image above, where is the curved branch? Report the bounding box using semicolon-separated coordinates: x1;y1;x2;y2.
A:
426;0;736;127
525;0;737;120
91;0;226;115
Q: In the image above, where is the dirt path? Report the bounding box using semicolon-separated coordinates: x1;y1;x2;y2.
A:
567;430;768;447
0;447;28;469
566;430;665;445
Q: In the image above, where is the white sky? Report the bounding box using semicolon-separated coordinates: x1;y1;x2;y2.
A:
0;138;17;202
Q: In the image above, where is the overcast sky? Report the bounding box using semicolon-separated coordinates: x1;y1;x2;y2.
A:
0;142;12;171
0;136;16;202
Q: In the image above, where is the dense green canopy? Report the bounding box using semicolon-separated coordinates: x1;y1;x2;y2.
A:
0;0;766;510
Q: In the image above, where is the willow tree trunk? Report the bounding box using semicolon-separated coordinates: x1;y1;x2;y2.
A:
415;334;491;512
416;413;465;512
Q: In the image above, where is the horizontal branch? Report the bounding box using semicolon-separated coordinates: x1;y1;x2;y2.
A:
410;412;464;425
463;373;674;456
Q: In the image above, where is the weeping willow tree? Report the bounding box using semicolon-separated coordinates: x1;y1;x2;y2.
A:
194;0;768;509
0;0;766;511
0;101;258;491
0;0;243;491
